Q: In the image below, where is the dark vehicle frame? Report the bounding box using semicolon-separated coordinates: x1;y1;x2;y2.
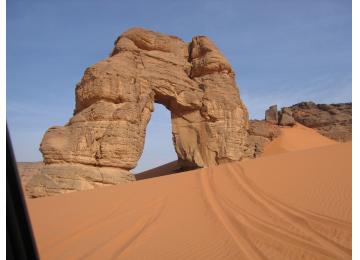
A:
6;125;39;259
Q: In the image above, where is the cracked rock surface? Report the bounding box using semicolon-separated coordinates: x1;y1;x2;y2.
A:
288;102;352;142
28;28;249;197
25;164;135;198
246;120;281;158
40;28;249;170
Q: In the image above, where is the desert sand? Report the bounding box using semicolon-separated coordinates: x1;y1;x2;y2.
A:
262;123;337;156
26;125;352;260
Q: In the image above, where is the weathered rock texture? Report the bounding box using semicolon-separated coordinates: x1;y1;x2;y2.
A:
32;28;249;197
246;120;280;157
279;107;296;126
246;101;351;158
18;162;135;198
288;102;352;142
17;162;44;188
25;164;134;198
265;105;278;124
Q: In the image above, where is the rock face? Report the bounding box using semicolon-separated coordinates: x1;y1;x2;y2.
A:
19;162;134;198
288;102;352;142
32;28;249;197
17;162;44;188
278;107;296;126
246;120;280;157
25;164;134;198
265;105;278;124
245;101;352;158
265;105;296;126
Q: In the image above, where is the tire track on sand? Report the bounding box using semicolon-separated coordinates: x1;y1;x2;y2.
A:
199;168;267;260
207;170;344;259
226;163;351;259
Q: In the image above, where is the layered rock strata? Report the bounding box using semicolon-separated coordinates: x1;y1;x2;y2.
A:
289;102;352;142
265;105;278;124
25;164;135;198
247;101;351;158
41;28;249;169
17;162;44;189
246;120;280;157
278;107;296;126
264;102;352;142
28;28;249;197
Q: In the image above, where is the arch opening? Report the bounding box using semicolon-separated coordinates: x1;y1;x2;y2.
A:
133;103;178;174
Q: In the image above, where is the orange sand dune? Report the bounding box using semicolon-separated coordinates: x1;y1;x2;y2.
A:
263;123;337;156
27;139;351;259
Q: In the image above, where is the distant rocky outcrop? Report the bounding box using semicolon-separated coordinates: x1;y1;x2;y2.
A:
27;28;249;197
289;102;351;142
278;107;296;126
264;102;351;142
265;105;278;124
265;105;295;127
246;101;351;158
17;162;43;188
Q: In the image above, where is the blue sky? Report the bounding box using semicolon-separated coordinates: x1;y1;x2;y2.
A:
7;0;351;172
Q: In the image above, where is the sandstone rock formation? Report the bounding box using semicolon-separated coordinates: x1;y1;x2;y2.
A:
18;162;134;198
25;164;134;198
288;102;352;142
246;120;280;157
248;120;281;139
278;107;296;126
246;101;351;158
265;105;296;126
265;105;278;124
40;28;249;169
28;28;249;197
17;162;44;188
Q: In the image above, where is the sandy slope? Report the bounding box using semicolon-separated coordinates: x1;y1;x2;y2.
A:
135;124;337;181
263;123;337;156
27;129;351;260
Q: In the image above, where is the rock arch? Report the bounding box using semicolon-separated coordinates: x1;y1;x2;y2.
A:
40;28;249;173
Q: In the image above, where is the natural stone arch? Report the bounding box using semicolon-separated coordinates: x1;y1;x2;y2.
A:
40;28;249;173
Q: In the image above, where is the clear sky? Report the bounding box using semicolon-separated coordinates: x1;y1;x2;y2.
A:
7;0;351;172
